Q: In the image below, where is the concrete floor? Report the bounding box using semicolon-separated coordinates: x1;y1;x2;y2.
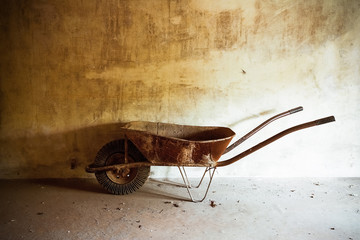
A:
0;177;359;240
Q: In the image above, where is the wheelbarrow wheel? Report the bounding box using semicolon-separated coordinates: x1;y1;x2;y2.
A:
94;139;150;195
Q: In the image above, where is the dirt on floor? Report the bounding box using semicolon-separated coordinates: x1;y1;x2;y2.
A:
0;177;359;240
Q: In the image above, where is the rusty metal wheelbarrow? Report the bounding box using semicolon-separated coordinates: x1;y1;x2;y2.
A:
86;107;335;202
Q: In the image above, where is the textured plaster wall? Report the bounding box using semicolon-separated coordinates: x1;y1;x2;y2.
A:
0;0;359;178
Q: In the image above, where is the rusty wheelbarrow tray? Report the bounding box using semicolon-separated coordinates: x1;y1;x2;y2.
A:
86;107;335;202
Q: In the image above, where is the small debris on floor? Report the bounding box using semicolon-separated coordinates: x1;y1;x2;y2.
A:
2;178;359;239
314;182;320;186
210;200;217;208
173;203;179;207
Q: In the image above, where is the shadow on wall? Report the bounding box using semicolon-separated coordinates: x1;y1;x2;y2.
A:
0;109;278;179
0;123;129;179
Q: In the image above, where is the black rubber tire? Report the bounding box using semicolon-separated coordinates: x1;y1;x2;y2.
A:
94;139;150;195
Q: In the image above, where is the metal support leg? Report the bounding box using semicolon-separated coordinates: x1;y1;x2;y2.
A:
181;167;209;189
178;166;216;203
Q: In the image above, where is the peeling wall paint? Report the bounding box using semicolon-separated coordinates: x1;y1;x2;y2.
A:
0;0;359;178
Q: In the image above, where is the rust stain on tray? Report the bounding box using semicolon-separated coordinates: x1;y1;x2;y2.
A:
122;121;235;166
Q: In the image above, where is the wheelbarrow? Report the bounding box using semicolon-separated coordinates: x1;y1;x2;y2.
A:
86;107;335;202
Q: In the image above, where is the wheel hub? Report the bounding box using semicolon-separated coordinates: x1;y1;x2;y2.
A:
105;153;138;184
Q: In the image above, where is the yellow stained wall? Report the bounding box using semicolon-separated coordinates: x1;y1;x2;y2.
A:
0;0;359;178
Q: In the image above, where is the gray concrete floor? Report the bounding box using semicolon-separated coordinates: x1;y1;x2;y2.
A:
0;177;359;240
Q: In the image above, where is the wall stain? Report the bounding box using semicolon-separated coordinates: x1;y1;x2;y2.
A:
215;11;234;49
94;0;358;68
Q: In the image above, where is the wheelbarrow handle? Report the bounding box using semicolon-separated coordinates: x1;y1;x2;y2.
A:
223;106;303;154
216;116;335;167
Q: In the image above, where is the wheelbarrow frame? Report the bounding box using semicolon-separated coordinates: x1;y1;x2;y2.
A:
86;106;335;202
